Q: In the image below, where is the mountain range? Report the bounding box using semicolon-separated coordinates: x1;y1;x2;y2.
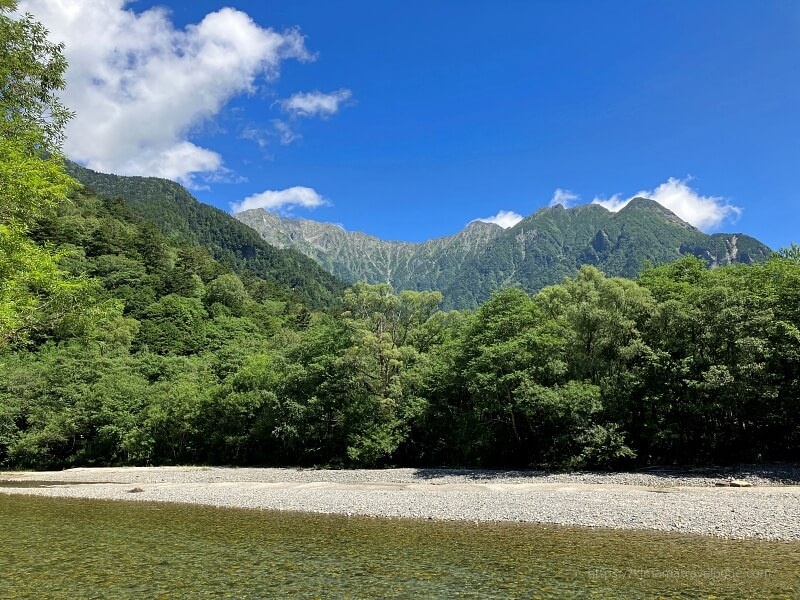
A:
63;161;772;309
236;200;772;308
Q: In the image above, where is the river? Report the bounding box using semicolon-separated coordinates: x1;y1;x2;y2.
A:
1;494;798;598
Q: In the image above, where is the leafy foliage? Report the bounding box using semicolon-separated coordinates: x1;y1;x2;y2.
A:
0;2;96;349
65;162;345;309
0;0;73;150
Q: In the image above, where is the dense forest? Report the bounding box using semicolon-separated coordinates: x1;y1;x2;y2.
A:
2;2;799;471
64;161;345;310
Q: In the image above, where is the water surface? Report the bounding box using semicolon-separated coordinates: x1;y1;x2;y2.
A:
1;494;798;598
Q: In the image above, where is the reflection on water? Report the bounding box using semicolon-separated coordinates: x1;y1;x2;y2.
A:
0;493;798;598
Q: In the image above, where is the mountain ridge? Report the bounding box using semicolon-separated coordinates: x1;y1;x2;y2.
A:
236;199;772;308
235;207;505;293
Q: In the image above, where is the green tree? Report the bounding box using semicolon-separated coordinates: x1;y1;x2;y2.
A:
136;295;208;355
338;283;442;464
0;1;92;348
777;243;800;263
442;280;638;469
204;273;249;316
0;0;73;150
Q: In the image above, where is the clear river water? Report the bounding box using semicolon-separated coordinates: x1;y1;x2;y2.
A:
1;493;798;598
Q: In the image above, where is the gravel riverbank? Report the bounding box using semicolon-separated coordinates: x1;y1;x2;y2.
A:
2;466;800;541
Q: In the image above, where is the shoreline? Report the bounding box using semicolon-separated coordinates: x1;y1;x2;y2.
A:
2;466;800;541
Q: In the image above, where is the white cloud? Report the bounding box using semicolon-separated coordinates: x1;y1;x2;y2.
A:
549;188;580;207
232;186;329;213
19;0;313;187
591;177;741;230
240;126;270;149
272;119;301;145
239;120;300;150
473;210;524;229
592;193;628;212
281;89;353;118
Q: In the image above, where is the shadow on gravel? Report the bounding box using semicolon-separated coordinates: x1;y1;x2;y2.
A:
408;465;800;484
635;465;800;484
410;469;548;481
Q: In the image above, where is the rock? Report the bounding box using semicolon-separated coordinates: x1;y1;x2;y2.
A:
715;481;731;487
730;480;752;488
127;486;144;493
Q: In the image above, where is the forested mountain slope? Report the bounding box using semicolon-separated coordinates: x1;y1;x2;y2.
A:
237;199;771;308
442;199;771;307
66;162;345;308
235;208;504;293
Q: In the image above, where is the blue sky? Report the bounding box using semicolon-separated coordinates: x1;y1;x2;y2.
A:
22;1;800;248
